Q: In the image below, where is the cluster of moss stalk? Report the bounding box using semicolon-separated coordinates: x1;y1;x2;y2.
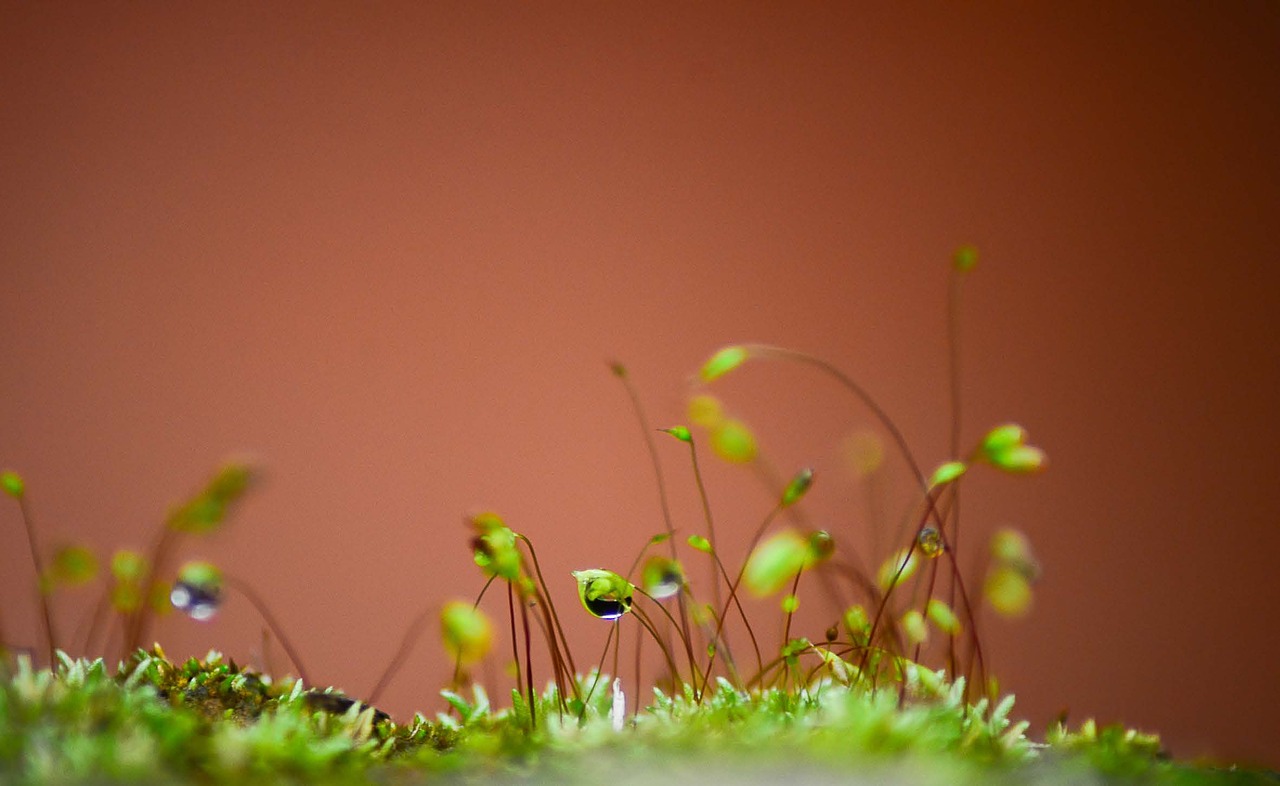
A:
2;248;1266;783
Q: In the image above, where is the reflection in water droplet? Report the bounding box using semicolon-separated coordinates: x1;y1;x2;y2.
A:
917;526;944;558
584;595;630;621
171;581;221;621
641;556;683;600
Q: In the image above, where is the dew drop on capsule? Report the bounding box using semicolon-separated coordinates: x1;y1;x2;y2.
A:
170;581;221;621
917;526;944;558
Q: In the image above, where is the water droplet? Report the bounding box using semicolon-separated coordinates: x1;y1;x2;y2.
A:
572;569;635;620
641;556;683;600
170;581;220;621
917;526;944;558
583;595;631;620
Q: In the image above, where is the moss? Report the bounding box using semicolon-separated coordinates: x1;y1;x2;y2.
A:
2;652;1273;784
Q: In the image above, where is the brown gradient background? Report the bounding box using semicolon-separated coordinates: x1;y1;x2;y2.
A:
3;1;1279;767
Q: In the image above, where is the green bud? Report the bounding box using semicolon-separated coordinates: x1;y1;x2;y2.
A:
877;548;919;591
987;444;1047;474
953;245;978;273
743;530;810;597
929;460;967;487
111;550;147;582
843;605;870;641
687;534;713;553
472;525;522;581
176;561;222;590
441;600;493;666
990;528;1040;580
781;594;799;613
659;426;692;443
780;467;815;507
51;544;98;586
901;609;928;645
980;423;1028;457
699;345;749;382
111;583;142;613
166;460;257;534
710;418;757;464
687;395;723;428
807;530;835;563
1;471;24;498
984;566;1033;618
926;599;961;634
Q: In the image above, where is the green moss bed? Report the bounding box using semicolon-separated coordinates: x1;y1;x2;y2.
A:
0;649;1271;785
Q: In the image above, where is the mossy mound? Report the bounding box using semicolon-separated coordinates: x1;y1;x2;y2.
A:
1;650;1272;785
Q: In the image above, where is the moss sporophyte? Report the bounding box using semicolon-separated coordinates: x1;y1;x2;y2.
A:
3;247;1257;783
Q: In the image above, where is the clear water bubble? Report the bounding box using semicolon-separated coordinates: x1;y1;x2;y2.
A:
917;526;944;558
170;581;221;621
583;595;631;620
641;556;683;600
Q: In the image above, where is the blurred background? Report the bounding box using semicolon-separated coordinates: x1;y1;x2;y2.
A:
2;1;1277;767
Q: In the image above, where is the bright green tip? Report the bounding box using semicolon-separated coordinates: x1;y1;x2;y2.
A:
953;245;978;273
781;594;799;613
700;345;749;382
111;550;147;582
743;530;811;597
1;471;24;499
877;548;919;591
985;566;1033;618
441;600;493;665
901;609;928;645
988;444;1048;474
926;599;961;635
52;545;98;586
980;423;1028;457
710;418;757;464
687;534;713;553
659;426;692;443
176;560;222;590
928;460;968;488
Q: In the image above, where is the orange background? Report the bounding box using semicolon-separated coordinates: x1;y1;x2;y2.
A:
2;2;1278;767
